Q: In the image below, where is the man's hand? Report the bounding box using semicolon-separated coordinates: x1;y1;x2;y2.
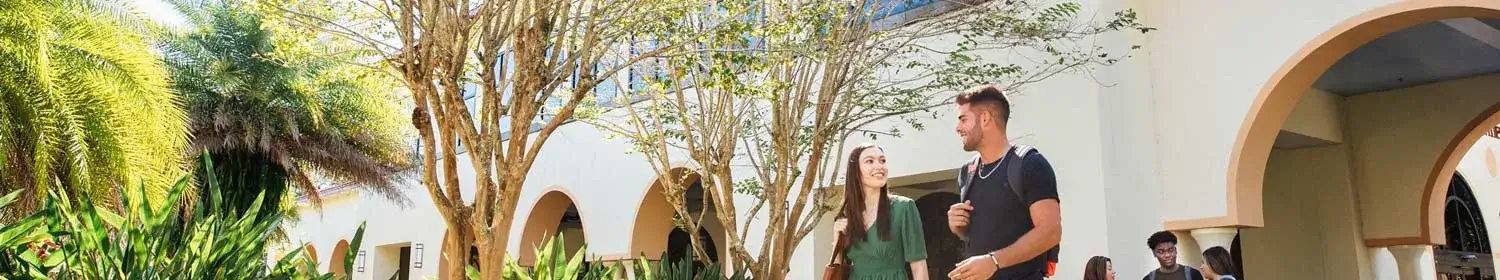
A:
947;200;974;239
948;254;999;280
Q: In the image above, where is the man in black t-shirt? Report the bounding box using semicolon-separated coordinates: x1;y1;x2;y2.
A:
946;85;1062;280
1142;231;1204;280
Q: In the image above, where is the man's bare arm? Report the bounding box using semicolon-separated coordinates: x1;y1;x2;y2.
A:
987;199;1060;268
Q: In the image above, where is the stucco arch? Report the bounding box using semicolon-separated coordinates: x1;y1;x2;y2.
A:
1210;0;1500;245
330;239;350;276
516;187;592;266
306;244;320;269
1405;104;1500;245
627;161;729;264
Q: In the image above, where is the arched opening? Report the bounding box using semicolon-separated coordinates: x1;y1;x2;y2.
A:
666;227;721;267
306;244;320;271
330;240;350;276
1436;174;1493;279
664;181;723;268
632;165;730;274
1214;0;1500;239
1214;2;1500;279
517;189;590;267
915;192;963;280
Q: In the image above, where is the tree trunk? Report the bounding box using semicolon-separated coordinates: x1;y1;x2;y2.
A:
476;178;522;280
441;222;474;280
478;221;512;280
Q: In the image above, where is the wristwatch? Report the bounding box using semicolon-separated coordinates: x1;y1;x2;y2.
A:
987;252;999;269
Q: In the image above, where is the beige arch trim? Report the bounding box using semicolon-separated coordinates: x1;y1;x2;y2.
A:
517;186;592;266
305;244;321;271
1174;0;1500;246
1407;102;1500;245
627;161;708;260
330;239;351;276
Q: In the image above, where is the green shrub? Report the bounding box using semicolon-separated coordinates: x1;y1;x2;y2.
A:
0;190;63;279
2;153;747;280
497;235;619;280
0;153;366;280
479;232;752;280
629;249;751;280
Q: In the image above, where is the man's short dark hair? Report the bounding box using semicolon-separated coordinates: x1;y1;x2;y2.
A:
1147;231;1178;249
954;84;1011;123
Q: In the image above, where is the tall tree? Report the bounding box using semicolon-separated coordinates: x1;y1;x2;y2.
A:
261;0;705;278
158;0;413;221
584;0;1151;278
0;0;188;216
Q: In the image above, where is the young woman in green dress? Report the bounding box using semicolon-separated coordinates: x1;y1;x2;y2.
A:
834;143;929;280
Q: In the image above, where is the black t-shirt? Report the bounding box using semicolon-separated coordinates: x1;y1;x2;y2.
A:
959;147;1059;280
1141;266;1204;280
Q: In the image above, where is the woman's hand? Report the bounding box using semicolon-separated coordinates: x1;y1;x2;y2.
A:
832;218;849;249
834;218;848;236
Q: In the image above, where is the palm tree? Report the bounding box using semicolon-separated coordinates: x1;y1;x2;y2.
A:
158;0;412;220
0;0;189;216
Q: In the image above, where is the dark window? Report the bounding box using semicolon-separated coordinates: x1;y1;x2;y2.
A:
1436;174;1493;280
868;0;936;21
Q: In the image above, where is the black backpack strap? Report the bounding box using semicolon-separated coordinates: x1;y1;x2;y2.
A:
958;155;980;201
1005;145;1034;205
1004;145;1061;271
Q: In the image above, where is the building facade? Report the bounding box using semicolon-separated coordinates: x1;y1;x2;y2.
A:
279;0;1500;279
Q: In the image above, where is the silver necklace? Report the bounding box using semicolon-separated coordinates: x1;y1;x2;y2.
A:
977;151;1008;180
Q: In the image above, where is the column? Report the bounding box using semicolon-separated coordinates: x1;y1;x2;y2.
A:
1388;245;1435;280
1190;227;1238;252
1369;247;1400;280
617;259;637;280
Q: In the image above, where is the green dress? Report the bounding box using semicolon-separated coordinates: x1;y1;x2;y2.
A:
845;195;928;280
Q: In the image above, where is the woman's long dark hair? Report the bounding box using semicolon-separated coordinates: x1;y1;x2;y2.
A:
1203;246;1239;277
1083;256;1111;280
841;144;892;246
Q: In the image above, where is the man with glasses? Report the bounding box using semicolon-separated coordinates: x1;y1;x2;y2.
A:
1144;231;1204;280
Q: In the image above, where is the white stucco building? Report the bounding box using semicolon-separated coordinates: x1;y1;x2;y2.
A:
280;1;1500;279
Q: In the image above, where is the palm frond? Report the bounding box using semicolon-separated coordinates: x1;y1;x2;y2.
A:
0;0;185;218
161;1;412;217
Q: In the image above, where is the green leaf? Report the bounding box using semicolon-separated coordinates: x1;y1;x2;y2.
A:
41;248;64;267
634;253;654;280
345;222;368;273
17;246;39;265
0;190;24;209
97;209;124;228
479;263;502;280
565;244;586;278
0;215;45;245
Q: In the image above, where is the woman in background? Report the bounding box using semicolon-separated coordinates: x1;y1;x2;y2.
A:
1083;256;1115;280
1200;247;1239;280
